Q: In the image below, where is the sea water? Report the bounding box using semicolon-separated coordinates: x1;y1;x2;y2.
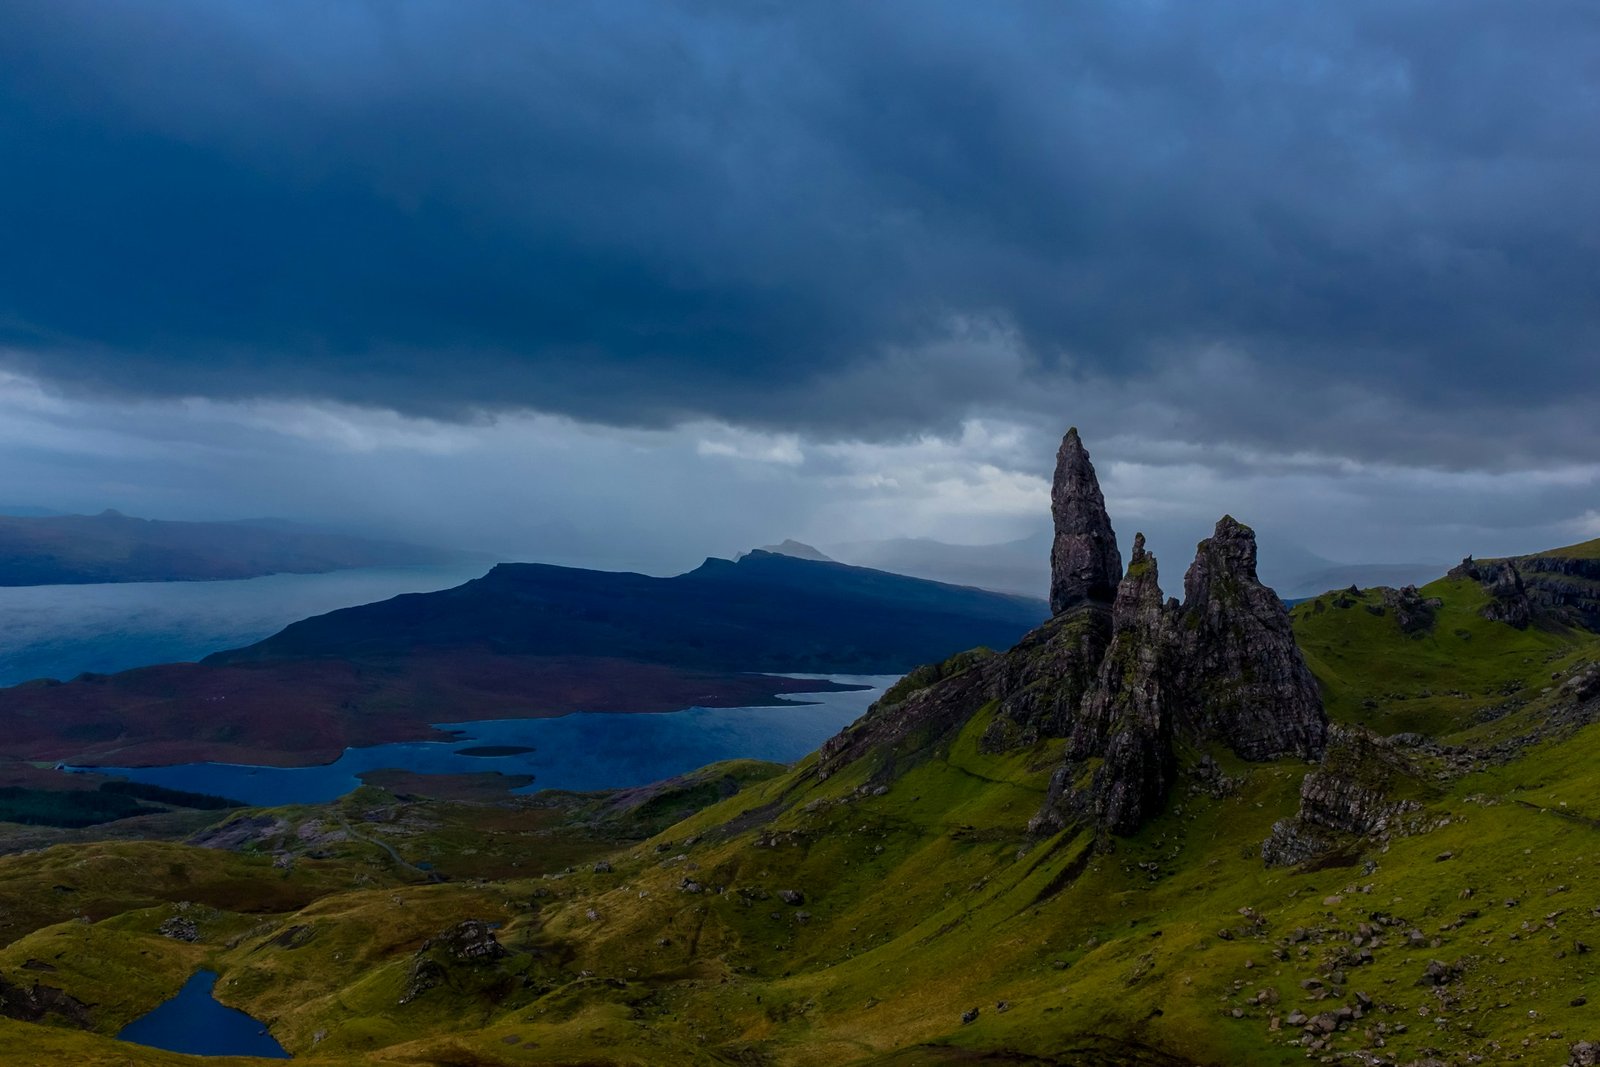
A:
90;675;893;806
0;563;487;686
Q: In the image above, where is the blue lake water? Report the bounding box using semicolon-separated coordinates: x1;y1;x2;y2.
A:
91;675;893;807
117;969;291;1058
0;563;488;686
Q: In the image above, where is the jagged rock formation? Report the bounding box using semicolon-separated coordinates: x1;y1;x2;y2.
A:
1261;725;1427;867
1049;427;1122;614
1450;549;1600;631
1032;535;1173;835
1172;516;1327;762
821;430;1328;840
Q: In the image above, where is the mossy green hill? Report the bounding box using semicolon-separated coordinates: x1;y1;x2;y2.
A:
3;544;1600;1065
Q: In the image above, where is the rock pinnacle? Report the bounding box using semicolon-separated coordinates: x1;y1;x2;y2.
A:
1049;427;1122;614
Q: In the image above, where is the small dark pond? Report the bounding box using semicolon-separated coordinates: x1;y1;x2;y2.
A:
117;969;291;1059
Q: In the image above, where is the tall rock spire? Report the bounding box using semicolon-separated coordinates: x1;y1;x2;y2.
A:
1049;427;1121;615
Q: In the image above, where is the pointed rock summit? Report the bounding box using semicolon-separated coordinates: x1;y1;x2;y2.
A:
1049;428;1121;615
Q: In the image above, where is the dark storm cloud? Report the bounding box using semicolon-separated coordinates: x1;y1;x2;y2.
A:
1;1;1597;450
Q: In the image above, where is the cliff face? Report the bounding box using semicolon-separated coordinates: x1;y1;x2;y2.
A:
1448;548;1600;632
821;429;1328;839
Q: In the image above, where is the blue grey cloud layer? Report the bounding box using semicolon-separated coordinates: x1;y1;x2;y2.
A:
2;1;1595;456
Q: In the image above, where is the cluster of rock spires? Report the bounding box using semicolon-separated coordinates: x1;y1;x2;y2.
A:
820;426;1328;838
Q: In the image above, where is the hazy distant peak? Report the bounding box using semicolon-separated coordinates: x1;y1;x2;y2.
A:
748;539;835;563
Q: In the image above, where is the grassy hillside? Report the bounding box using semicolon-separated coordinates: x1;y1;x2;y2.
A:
1290;577;1595;738
2;564;1599;1064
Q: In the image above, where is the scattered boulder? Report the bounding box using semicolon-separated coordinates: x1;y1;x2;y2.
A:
778;889;805;906
1419;959;1459;986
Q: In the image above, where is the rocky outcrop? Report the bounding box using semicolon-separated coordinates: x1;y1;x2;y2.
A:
1262;725;1426;867
820;431;1329;841
1049;427;1121;615
427;919;508;963
1172;517;1327;762
1032;535;1173;835
984;427;1120;749
0;973;92;1027
1379;584;1441;635
1517;553;1600;630
1449;550;1600;631
1482;561;1533;628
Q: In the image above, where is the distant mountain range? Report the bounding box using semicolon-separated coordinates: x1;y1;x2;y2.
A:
745;539;835;563
0;510;462;585
822;528;1447;600
0;551;1048;767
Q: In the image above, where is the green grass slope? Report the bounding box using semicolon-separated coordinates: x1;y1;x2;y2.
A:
2;565;1600;1065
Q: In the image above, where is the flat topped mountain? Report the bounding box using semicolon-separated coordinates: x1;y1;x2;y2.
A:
0;510;456;585
209;550;1048;674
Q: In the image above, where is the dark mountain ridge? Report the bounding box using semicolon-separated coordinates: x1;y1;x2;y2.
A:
209;549;1049;674
0;550;1047;768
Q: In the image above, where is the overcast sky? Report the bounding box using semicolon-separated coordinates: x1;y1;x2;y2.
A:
1;1;1596;578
